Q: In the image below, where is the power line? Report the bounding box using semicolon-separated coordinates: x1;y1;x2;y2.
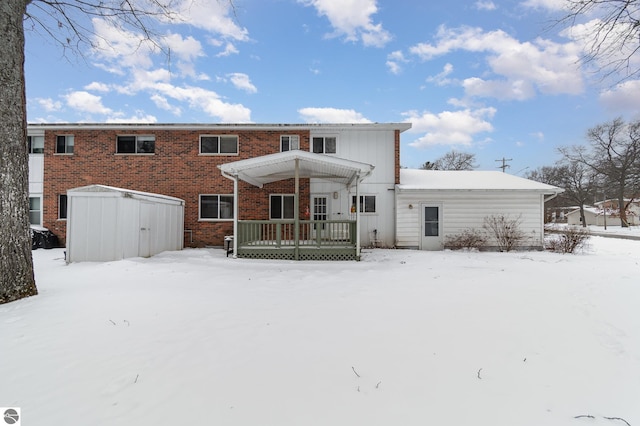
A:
495;157;512;172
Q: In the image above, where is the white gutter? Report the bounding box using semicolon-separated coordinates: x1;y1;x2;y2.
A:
220;170;239;258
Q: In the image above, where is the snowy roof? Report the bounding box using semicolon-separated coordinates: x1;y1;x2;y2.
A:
398;169;563;193
218;150;374;188
67;184;185;204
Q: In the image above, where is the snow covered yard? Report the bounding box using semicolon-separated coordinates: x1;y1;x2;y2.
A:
1;237;639;426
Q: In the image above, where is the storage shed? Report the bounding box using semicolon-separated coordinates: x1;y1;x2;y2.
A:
395;170;563;251
66;185;184;262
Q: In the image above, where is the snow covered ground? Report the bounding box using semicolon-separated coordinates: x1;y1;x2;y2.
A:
1;236;639;426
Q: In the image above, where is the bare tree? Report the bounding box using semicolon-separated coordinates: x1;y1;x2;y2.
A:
421;150;477;171
526;162;599;226
559;118;640;227
558;0;640;81
2;0;230;304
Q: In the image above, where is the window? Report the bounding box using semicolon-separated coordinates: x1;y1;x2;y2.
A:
270;195;295;220
351;195;376;213
29;197;41;225
281;135;300;152
312;136;336;154
27;135;44;154
200;135;238;154
58;194;68;220
56;135;74;154
424;206;439;237
116;135;155;154
200;195;234;220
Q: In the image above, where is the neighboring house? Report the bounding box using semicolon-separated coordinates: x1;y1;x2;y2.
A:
27;123;410;260
566;205;639;226
395;170;563;250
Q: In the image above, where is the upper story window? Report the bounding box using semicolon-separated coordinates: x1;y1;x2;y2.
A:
312;136;336;154
200;135;238;155
116;135;155;154
281;135;300;152
270;194;295;220
56;135;74;154
27;135;44;154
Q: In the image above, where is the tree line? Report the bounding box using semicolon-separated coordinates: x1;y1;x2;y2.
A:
526;118;640;227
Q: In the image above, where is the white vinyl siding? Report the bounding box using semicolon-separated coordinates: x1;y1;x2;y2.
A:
395;190;546;249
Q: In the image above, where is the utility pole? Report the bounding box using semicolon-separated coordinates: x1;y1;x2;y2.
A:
495;157;512;172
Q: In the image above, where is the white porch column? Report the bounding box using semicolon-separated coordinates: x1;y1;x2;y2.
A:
233;174;238;258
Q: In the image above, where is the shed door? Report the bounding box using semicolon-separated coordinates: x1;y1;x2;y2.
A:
420;204;443;250
139;202;154;257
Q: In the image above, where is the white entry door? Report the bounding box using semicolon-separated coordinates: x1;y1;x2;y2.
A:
311;195;329;238
420;204;443;250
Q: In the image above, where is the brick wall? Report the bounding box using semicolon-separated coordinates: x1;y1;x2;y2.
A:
42;128;311;247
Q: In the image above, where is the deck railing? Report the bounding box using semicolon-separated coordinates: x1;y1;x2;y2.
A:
237;220;356;248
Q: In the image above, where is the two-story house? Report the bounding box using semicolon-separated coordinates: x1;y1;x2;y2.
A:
27;123;411;260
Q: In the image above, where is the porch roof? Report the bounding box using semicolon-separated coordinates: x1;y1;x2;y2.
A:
218;150;375;188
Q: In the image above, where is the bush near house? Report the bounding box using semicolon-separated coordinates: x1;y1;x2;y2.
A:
482;214;527;252
545;226;590;254
444;229;487;250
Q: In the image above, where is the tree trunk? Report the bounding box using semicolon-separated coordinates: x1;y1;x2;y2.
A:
0;1;38;304
579;205;587;227
618;191;628;227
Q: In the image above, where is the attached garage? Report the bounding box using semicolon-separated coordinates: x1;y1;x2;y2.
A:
66;185;184;262
395;170;563;251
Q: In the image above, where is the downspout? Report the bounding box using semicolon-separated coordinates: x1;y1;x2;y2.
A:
294;158;300;261
221;170;239;258
355;173;361;259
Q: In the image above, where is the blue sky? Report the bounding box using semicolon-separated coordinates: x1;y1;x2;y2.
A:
24;0;640;173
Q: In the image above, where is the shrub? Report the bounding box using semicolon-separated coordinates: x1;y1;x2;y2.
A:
545;227;590;254
444;229;487;250
482;214;527;252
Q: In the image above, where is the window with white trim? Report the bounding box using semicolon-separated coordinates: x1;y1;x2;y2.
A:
270;195;295;220
56;135;74;154
280;135;300;152
29;197;41;225
200;195;234;220
351;195;376;213
200;135;239;154
27;135;44;154
312;136;336;154
116;135;155;154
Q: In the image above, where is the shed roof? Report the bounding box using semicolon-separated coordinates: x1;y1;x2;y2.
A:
67;184;184;204
218;150;375;187
398;169;563;193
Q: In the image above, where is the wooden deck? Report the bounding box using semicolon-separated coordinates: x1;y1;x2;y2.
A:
235;220;359;260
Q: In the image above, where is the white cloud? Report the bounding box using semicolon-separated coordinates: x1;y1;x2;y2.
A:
227;73;258;94
150;94;182;116
475;1;497;11
299;0;392;47
173;0;249;41
64;91;113;115
386;50;407;74
521;0;567;11
427;63;455;86
599;80;640;114
36;98;62;112
84;82;110;92
298;107;372;123
106;113;158;124
215;42;240;57
409;26;583;100
403;107;496;147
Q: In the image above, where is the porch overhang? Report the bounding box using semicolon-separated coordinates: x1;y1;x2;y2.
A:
217;150;374;188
